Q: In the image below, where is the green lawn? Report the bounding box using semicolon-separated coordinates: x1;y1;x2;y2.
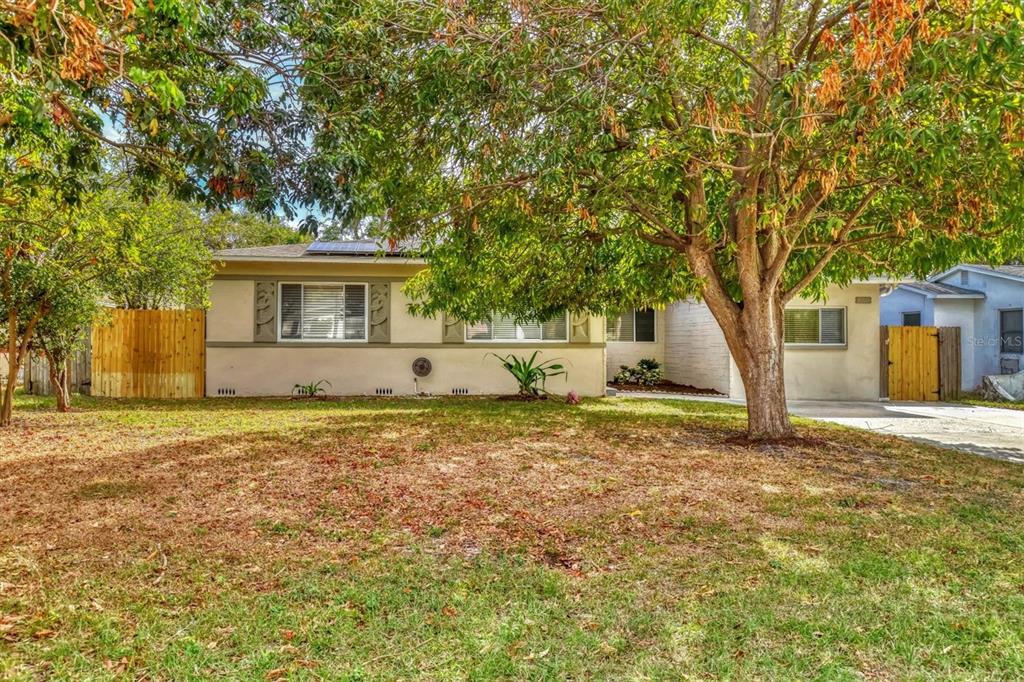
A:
2;394;1023;679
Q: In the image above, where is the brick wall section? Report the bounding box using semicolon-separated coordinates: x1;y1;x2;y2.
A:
663;300;732;394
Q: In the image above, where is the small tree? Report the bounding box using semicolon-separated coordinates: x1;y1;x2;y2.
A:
0;185;224;424
0;192;125;425
1;254;52;426
33;284;103;412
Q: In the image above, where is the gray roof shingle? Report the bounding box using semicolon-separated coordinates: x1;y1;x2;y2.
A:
903;281;985;298
968;264;1024;279
213;243;311;258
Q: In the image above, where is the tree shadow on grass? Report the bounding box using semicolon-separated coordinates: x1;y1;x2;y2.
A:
3;395;1022;595
0;400;822;580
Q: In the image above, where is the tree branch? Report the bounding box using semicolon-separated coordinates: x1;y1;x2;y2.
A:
684;28;777;85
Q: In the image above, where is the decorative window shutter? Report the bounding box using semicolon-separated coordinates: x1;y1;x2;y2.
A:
253;280;278;343
442;312;465;343
368;283;391;343
569;313;591;343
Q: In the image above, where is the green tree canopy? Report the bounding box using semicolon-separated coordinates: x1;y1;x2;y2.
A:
90;190;214;309
204;210;308;250
0;189;130;424
293;0;1024;437
1;0;316;217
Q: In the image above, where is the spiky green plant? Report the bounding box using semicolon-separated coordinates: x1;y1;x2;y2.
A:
488;351;566;397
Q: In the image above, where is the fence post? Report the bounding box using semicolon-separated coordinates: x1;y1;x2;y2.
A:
938;327;962;402
879;326;889;400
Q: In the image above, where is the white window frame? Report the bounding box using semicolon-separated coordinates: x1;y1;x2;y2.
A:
277;281;369;343
464;313;569;343
606;308;657;344
783;306;847;348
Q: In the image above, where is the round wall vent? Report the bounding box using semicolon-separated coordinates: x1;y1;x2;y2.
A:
412;357;432;377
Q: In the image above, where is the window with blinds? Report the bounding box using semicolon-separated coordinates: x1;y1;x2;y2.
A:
606;308;655;342
783;307;846;345
279;283;368;341
466;314;568;341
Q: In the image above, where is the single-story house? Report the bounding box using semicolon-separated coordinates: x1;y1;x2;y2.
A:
880;264;1024;390
207;241;607;397
209;240;888;401
606;281;886;401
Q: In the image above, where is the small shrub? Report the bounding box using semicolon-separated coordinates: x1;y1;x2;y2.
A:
613;358;663;386
292;379;331;398
489;351;566;397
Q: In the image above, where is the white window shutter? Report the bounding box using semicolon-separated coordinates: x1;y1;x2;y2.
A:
465;321;492;340
278;283;368;341
607;312;634;342
491;316;518;340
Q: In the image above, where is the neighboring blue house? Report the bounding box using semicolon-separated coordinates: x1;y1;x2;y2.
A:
881;265;1024;390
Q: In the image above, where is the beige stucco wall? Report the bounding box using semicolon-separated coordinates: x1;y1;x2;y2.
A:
207;279;255;342
728;283;882;401
605;309;666;380
390;283;443;344
207;345;604;397
206;260;606;397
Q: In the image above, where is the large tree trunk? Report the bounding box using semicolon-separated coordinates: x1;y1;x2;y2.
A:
730;298;795;440
731;329;793;440
693;268;795;440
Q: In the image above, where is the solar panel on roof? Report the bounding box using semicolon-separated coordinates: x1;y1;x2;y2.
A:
304;240;384;255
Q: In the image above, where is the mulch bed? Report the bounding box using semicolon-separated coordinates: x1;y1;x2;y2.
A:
609;380;724;396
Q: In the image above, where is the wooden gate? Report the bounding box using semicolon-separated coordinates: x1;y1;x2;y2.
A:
91;309;205;398
881;326;961;402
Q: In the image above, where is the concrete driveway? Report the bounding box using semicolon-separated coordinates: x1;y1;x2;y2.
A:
788;400;1024;463
613;389;1024;462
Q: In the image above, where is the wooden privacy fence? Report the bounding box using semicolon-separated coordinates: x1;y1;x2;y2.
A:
91;309;205;398
24;341;92;396
881;326;961;402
